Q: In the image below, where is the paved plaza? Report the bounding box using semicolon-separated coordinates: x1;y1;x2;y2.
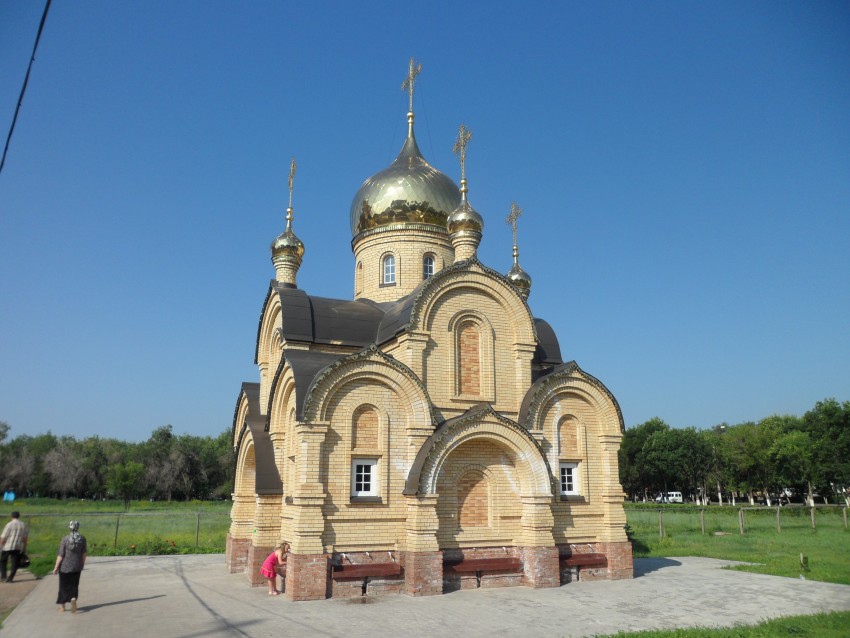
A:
3;555;850;637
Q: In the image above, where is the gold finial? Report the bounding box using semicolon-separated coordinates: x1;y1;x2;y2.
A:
401;57;422;113
506;201;523;250
286;157;297;223
453;124;472;184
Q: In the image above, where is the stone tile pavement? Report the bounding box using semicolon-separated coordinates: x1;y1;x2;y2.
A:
3;555;850;637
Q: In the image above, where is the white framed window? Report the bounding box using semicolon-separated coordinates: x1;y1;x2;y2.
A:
382;254;396;284
351;458;378;497
423;254;435;279
560;462;579;496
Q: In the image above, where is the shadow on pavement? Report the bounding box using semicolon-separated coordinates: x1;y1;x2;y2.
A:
634;557;682;577
80;594;166;612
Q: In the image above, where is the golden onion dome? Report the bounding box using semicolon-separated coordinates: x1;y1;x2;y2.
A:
350;113;461;238
447;180;484;236
271;211;304;260
507;261;532;297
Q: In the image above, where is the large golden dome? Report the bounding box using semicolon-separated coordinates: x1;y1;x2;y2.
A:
350;114;461;238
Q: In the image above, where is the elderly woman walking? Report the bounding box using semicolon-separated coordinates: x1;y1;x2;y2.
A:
53;520;87;613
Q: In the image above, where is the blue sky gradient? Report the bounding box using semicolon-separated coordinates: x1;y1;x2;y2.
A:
1;1;848;441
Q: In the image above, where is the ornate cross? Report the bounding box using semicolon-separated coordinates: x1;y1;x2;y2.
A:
401;57;422;113
287;157;297;221
506;201;523;247
453;124;472;181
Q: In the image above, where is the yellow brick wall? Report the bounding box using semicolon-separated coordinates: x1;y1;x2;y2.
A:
352;227;454;302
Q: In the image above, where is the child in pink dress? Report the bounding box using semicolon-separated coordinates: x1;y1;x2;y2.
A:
260;542;289;595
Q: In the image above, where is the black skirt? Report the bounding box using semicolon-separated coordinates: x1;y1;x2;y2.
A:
57;571;81;604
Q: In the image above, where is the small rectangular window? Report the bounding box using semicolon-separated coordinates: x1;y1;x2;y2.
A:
560;462;579;496
351;458;378;497
423;255;435;279
383;255;396;284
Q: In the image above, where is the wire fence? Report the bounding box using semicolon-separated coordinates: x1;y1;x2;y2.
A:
24;511;230;552
627;505;849;538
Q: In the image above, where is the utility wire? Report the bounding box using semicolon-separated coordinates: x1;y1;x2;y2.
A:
0;0;53;177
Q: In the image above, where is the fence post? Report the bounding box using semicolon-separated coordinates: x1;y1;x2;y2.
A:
810;507;816;530
775;507;781;533
658;509;665;538
113;514;121;548
738;508;745;534
700;509;706;535
196;512;201;547
844;507;848;530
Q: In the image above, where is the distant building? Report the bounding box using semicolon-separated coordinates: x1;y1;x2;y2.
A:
226;63;632;600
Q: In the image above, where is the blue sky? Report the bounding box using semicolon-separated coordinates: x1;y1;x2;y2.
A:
1;1;848;442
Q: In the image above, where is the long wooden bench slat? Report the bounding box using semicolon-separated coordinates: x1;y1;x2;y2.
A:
443;557;521;574
559;553;607;567
331;563;403;579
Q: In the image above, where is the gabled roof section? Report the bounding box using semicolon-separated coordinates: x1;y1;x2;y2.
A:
232;381;282;494
266;349;347;426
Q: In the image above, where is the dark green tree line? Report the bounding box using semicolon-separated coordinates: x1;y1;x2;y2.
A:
618;398;850;506
0;422;234;502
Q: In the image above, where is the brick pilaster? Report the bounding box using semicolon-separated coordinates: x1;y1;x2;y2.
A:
225;534;249;573
285;553;329;601
402;550;443;596
521;546;560;588
247;543;273;587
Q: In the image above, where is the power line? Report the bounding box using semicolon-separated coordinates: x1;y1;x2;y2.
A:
0;0;53;177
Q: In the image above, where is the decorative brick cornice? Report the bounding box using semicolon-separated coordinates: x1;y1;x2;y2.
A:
519;361;625;434
405;403;556;497
400;258;538;342
302;343;438;426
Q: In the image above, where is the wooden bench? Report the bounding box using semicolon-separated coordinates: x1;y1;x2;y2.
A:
443;557;522;575
559;552;607;582
331;562;403;580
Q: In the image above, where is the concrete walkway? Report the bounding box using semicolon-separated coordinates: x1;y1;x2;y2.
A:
3;555;850;637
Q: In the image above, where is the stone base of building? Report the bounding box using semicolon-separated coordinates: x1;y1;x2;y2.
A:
402;551;442;596
285;553;330;601
246;544;272;587
225;534;249;574
521;545;560;588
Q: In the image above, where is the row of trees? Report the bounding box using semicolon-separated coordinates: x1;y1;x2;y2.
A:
619;398;850;506
0;423;234;505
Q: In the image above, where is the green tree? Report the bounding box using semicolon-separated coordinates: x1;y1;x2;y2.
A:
619;418;669;501
106;461;146;510
803;399;850;504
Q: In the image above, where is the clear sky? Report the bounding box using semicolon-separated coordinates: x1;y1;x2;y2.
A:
1;1;848;442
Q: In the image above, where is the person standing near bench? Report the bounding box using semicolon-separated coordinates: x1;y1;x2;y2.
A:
1;510;28;583
260;542;289;595
53;520;87;613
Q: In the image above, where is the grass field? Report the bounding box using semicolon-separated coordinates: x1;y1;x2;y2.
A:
5;498;231;577
596;611;850;637
625;504;850;585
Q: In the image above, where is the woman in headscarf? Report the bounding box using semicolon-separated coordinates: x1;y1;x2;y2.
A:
52;520;87;613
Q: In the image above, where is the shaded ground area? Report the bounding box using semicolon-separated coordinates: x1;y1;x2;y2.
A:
0;568;39;623
4;555;850;637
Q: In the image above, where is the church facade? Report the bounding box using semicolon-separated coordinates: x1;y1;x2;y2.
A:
226;64;633;601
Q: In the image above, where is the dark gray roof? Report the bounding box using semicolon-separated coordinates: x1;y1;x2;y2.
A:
277;286;385;347
533;318;563;365
234;382;282;494
276;349;347;423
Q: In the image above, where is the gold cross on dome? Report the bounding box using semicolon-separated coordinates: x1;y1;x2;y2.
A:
287;157;297;218
453;124;472;181
506;201;523;246
401;57;422;112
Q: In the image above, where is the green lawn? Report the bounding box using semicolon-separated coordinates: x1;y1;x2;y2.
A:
595;611;850;638
625;504;850;585
5;498;231;577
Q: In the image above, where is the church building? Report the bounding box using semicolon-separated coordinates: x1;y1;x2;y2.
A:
226;62;633;601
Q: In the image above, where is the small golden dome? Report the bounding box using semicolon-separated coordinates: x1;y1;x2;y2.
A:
271;210;304;260
507;261;532;297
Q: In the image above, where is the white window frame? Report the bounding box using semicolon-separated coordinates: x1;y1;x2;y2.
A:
423;254;435;279
382;254;396;284
560;462;579;496
351;458;378;497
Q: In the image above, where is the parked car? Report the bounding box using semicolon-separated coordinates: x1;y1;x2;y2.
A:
655;491;683;504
